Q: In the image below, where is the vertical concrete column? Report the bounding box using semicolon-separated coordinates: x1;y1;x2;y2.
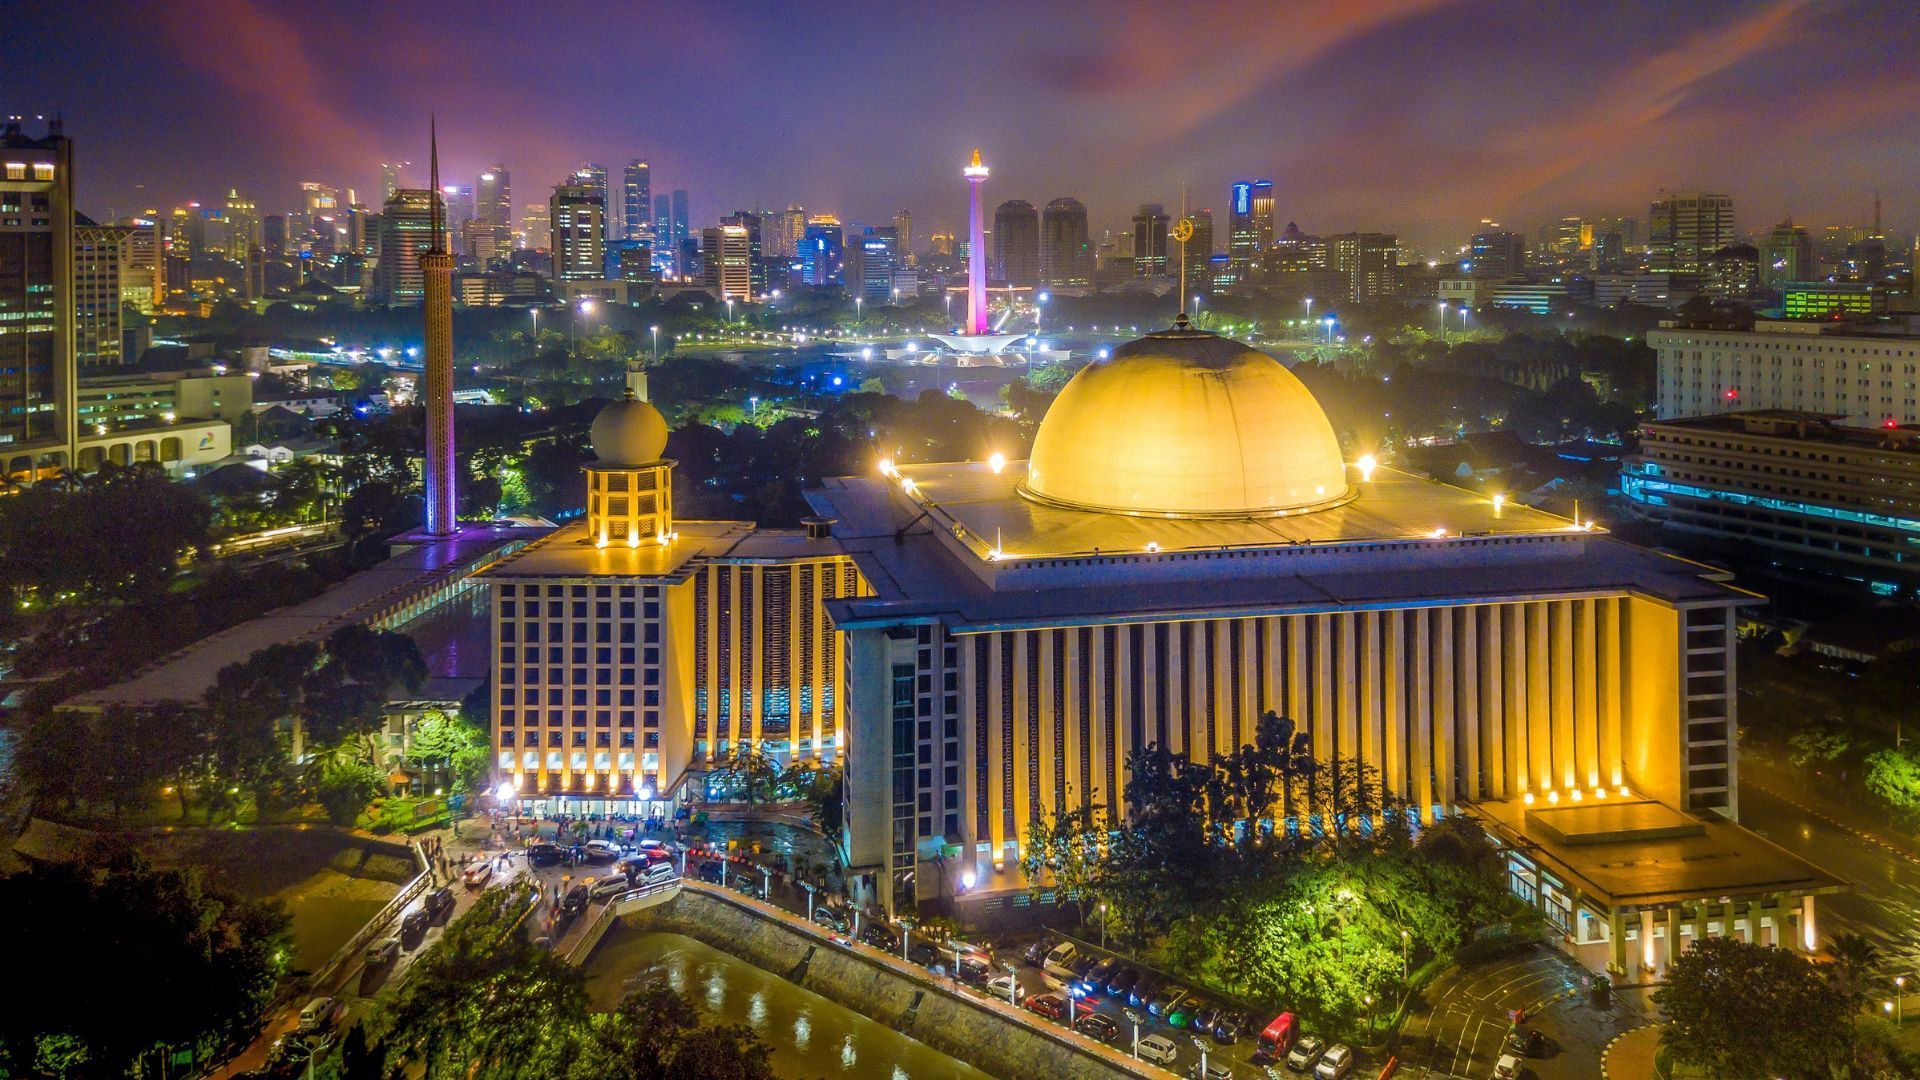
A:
1111;627;1132;826
748;567;766;748
1800;894;1818;952
1434;607;1455;815
1261;616;1285;716
1165;623;1185;758
1285;616;1307;740
1457;607;1481;801
1063;628;1082;810
1383;610;1406;802
1314;614;1336;810
1528;603;1552;793
1337;613;1359;768
1607;911;1627;975
1412;608;1434;817
986;634;1006;852
1482;606;1506;799
958;636;979;852
1011;632;1031;848
1598;597;1623;788
1665;906;1683;972
1360;611;1384;783
1575;599;1599;789
1088;627;1108;814
1640;908;1658;977
1236;618;1258;751
1506;605;1529;796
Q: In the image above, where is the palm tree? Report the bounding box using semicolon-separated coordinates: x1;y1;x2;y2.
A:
1827;930;1879;1006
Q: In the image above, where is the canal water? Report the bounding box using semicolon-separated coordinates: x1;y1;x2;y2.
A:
584;927;992;1080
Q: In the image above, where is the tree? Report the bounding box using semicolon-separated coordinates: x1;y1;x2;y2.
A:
786;760;844;838
1787;723;1852;767
303;624;427;751
709;743;783;806
568;986;776;1080
408;709;489;795
1021;800;1110;926
315;756;383;825
1864;747;1920;821
1826;931;1880;1007
1654;937;1852;1079
0;850;290;1078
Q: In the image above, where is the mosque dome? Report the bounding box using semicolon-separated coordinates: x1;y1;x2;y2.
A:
589;390;668;467
1021;319;1351;518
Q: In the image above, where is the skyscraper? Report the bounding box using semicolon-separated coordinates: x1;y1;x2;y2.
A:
801;216;843;286
1040;198;1090;287
992;199;1039;286
765;205;805;260
670;189;690;252
379;161;409;202
720;210;766;297
573;164;608;219
892;208;913;265
623;160;652;242
550;184;607;281
1180;209;1214;287
73;220;131;367
653;195;671;254
0;119;75;458
701;224;752;301
1329;232;1398;302
1468;230;1527;277
1132;204;1169;276
1649;191;1735;275
857;227;898;303
1228;179;1274;270
1761;218;1814;287
375;188;441;304
477;167;511;226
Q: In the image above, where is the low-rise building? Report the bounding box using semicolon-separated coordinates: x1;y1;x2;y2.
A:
1652;318;1920;426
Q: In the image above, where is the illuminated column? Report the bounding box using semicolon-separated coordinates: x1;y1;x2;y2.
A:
1800;894;1818;952
1576;599;1600;788
1010;632;1031;846
1382;610;1405;801
1336;615;1358;770
1482;606;1506;799
1037;630;1058;814
1433;608;1454;815
987;634;1007;853
1359;611;1384;781
964;150;990;335
1640;908;1657;974
422;125;457;536
1411;610;1433;816
1455;608;1481;802
1553;600;1576;791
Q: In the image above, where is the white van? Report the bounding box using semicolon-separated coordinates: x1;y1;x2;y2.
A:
588;874;632;900
639;859;677;885
1043;941;1078;982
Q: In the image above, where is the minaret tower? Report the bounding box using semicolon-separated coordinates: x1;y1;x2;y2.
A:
421;118;458;536
964;149;990;335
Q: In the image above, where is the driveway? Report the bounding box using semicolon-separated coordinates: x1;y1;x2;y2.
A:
1397;945;1647;1079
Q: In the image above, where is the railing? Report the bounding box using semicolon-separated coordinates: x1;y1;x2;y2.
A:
307;843;433;990
562;877;682;966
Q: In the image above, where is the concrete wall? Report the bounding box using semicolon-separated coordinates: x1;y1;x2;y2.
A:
604;884;1155;1080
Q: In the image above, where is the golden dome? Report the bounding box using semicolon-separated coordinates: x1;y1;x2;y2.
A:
589;390;668;466
1022;322;1351;518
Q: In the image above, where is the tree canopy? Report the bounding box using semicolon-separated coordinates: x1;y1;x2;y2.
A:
1654;937;1852;1079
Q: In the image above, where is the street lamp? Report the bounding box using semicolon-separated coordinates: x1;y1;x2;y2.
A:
1402;928;1411;978
1100;902;1109;950
855;296;864;324
1192;1035;1209;1076
1437;301;1449;346
650;324;660;360
726;297;735;325
1899;977;1907;1025
1125;1007;1143;1059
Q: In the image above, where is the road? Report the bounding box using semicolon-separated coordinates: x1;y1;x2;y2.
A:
1398;947;1641;1080
1737;775;1920;979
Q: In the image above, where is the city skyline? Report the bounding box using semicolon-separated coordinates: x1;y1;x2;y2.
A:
10;0;1919;249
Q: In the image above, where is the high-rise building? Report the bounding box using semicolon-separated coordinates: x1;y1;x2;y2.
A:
439;184;475;237
1268;221;1328;273
765;205;805;261
623;160;652;242
1040;197;1090;287
1227;179;1274;270
653;195;671;259
0;120;75;459
73;220;130;367
1468;231;1527;278
1132;204;1169;276
856;227;898;303
1329;232;1398;302
720;211;765;297
374;188;441;304
991;199;1039;286
477;167;511;226
121;215;162;314
892;209;913;266
670;189;690;253
800;215;843;286
379;162;409;203
1181;209;1214;286
420;128;457;537
572;163;608;226
700;224;752;301
1649;191;1735;275
550;184;607;282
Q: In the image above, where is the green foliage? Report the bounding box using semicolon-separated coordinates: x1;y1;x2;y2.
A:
786;760;845;838
566;986;777;1080
708;743;783;805
1787;722;1852;767
409;709;490;795
1825;931;1879;1007
0;849;290;1077
1653;937;1852;1079
316;756;384;825
0;462;211;608
1864;746;1920;816
1021;800;1110;924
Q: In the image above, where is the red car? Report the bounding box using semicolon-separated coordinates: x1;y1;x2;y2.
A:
1026;993;1068;1021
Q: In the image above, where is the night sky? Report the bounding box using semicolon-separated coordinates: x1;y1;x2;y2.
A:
9;0;1917;250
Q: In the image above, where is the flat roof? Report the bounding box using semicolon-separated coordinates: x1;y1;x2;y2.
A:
474;519;838;582
891;460;1575;562
1468;797;1842;909
64;524;539;710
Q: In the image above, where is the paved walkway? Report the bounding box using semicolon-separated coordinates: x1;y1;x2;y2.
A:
1600;1024;1660;1080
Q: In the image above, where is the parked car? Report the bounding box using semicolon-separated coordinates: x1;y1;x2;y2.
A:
986;973;1027;1004
560;884;590;917
693;859;726;884
297;997;341;1034
589;874;632;900
1492;1053;1524;1080
526;843;563;867
812;906;851;933
461;862;494;888
1167;995;1205;1029
636;859;677;886
582;839;624;863
1026;993;1068;1022
1043;941;1079;981
1192;1004;1223;1036
1260;1012;1300;1062
1129;974;1164;1009
908;941;943;968
400;909;429;939
1286;1034;1326;1072
1024;937;1058;965
957;954;993;985
364;936;400;967
1504;1028;1547;1057
422;886;455;919
1188;1060;1233;1080
1148;985;1189;1018
1074;958;1121;998
860;922;900;951
1074;1012;1119;1043
635;838;669;854
1313;1043;1354;1080
1104;966;1141;1000
1210;1009;1248;1044
1136;1034;1180;1065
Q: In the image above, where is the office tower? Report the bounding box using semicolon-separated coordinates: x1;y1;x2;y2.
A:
763;205;805;260
1468;230;1527;277
379;162;409;203
299;182;340;255
1227;179;1274;270
520;204;550;250
477;167;511;226
550;184;607;281
856;227;897;302
893;208;913;265
670;189;689;252
720;211;765;297
1132;204;1169;276
701;224;753;300
421;128;457;537
991;199;1039;286
1181;209;1214;287
0;120;75;458
1329;232;1398;302
261;214;286;258
1554;217;1586;255
1705;243;1760;299
653;195;671;254
123;216;162;314
223;189;259;295
73;220;129;367
439;183;474;236
1040;198;1090;287
801;215;843;286
1649;191;1735;275
623;160;652;242
1760;219;1814;287
572;163;608;217
374;188;441;304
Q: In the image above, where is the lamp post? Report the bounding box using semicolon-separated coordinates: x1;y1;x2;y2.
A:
855;296;864;326
1899;977;1907;1025
1437;302;1449;346
1125;1007;1142;1059
649;324;660;360
726;297;735;326
1402;928;1411;979
1192;1036;1209;1077
570;298;596;358
1100;902;1109;950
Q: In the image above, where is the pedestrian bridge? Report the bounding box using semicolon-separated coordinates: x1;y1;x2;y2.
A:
563;878;680;964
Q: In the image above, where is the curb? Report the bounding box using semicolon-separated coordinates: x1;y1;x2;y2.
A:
1600;1024;1659;1080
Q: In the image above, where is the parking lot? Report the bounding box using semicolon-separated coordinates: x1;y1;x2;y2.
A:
1397;946;1647;1080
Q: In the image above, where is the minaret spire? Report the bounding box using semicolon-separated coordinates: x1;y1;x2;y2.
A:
429;115;445;254
420;116;458;536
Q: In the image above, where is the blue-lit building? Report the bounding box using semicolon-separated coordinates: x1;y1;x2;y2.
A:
1227;179;1273;271
1625;409;1920;595
801;219;844;286
858;228;897;302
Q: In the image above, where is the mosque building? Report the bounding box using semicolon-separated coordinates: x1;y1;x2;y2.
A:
481;319;1836;983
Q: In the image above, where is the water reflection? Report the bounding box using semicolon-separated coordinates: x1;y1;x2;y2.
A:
585;928;992;1080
